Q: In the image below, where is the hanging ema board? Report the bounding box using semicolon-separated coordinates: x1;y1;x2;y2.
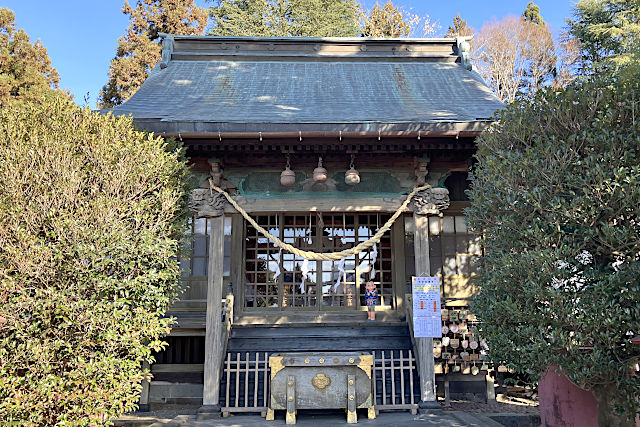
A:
412;276;442;338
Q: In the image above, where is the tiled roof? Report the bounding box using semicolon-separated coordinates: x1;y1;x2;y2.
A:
108;36;503;135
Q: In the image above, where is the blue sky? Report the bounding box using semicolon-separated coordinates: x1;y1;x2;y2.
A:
4;0;575;107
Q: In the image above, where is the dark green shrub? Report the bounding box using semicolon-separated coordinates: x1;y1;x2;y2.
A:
467;65;640;425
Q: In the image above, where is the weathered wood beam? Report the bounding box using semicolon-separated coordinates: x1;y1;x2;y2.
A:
409;184;450;412
413;214;439;412
197;215;225;420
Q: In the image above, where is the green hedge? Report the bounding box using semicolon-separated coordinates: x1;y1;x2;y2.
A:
0;94;191;425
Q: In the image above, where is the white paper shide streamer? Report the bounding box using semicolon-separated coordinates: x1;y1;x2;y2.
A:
357;244;378;279
333;258;346;291
370;244;378;280
300;258;310;294
272;249;282;282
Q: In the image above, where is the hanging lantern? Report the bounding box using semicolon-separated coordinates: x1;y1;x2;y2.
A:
344;154;360;185
280;154;296;186
313;156;328;183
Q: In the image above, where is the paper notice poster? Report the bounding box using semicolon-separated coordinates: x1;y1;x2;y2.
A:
412;276;442;338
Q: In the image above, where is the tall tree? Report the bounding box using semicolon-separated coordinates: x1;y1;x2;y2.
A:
0;8;61;108
521;19;556;95
474;15;557;103
209;0;361;37
467;61;640;427
552;33;581;88
98;1;207;109
567;0;640;68
444;14;473;38
362;1;412;38
522;1;544;25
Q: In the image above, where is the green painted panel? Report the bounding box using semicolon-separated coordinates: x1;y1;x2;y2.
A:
226;171;408;199
239;171;306;195
331;172;401;193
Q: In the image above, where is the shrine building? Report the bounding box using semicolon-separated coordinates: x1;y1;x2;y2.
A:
108;34;503;421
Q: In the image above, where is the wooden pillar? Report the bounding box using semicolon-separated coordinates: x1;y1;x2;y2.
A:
197;214;225;419
137;360;150;412
413;213;440;411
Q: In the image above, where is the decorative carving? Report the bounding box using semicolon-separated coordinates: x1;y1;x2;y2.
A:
357;355;374;380
311;373;331;390
415;157;429;186
456;36;473;71
410;187;450;215
270;356;284;380
209;158;223;186
189;189;226;217
299;176;338;192
159;35;174;69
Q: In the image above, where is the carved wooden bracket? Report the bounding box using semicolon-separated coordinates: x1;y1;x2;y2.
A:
159;34;174;69
209;158;223;186
189;189;226;217
414;158;429;186
410;187;450;215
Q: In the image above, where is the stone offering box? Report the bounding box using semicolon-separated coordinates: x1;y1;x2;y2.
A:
266;352;375;424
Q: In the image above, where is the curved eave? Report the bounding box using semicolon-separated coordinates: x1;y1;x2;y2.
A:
132;119;493;138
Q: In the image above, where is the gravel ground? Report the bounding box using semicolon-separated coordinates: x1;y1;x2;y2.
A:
441;394;539;415
115;394;539;426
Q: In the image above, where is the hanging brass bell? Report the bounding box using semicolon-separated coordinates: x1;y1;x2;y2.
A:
344;166;360;185
280;166;295;186
313;157;327;183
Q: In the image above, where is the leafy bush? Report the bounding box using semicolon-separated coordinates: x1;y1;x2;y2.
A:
467;65;640;425
0;94;190;425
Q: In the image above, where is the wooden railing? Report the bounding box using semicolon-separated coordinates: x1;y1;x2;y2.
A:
221;352;270;417
405;293;420;371
373;350;420;414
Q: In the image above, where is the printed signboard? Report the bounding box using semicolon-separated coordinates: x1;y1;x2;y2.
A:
412;276;442;338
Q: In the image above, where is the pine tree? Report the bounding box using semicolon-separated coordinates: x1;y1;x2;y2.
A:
444;14;473;38
0;8;61;108
209;0;361;37
522;1;544;25
567;0;640;68
98;0;207;108
362;1;412;38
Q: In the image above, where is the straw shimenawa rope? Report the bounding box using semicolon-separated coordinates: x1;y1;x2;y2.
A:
209;179;429;261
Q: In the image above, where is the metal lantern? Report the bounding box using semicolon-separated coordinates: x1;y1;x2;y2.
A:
313;156;328;183
280;154;296;186
344;154;360;185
